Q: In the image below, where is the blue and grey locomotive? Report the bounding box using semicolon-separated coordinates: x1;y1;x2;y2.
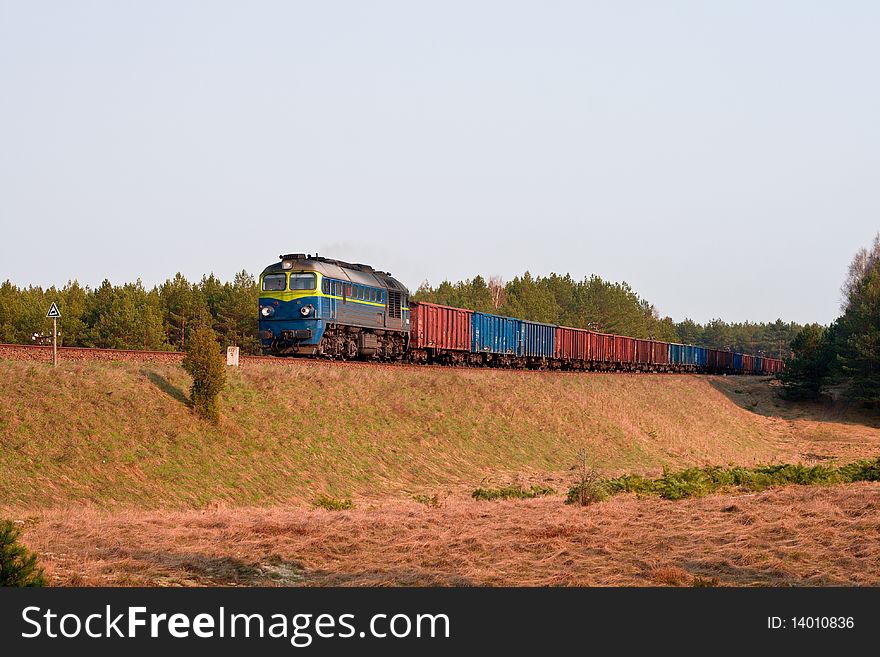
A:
258;253;410;359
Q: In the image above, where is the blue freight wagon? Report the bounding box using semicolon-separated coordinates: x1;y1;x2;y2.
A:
669;343;705;369
472;312;521;355
520;320;556;359
733;352;744;372
669;343;691;367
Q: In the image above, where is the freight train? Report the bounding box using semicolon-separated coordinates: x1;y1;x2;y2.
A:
258;253;784;375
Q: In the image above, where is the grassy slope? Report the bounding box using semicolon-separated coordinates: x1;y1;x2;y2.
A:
2;360;878;509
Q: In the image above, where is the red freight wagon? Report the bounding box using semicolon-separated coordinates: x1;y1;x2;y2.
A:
706;349;716;370
652;340;670;366
409;301;472;352
763;358;783;374
635;339;652;364
555;326;592;362
615;335;636;365
707;349;734;371
594;332;617;363
724;351;735;369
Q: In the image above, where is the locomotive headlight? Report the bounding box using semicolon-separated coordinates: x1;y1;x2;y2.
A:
261;306;274;317
300;305;312;317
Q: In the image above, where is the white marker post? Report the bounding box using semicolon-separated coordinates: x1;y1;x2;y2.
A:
46;302;61;367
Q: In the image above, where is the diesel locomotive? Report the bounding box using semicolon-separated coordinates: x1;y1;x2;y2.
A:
258;253;410;360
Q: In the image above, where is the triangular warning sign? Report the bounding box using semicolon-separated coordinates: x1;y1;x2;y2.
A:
46;302;61;318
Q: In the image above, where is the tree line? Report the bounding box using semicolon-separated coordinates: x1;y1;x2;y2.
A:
781;234;880;406
0;268;803;357
0;272;259;354
413;273;802;355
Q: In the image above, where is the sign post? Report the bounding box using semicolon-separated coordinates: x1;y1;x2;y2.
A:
46;302;61;367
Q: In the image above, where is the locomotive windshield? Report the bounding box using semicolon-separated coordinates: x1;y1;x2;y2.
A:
262;274;286;291
289;273;316;290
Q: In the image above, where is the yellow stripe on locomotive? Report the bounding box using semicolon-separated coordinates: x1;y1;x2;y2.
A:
259;271;388;308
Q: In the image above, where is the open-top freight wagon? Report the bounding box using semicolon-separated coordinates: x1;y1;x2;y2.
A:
407;301;781;374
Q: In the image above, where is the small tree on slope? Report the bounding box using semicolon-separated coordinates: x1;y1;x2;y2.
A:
0;520;46;587
182;324;227;423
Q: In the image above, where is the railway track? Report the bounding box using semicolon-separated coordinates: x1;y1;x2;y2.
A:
0;343;185;364
0;342;413;372
0;342;507;375
0;342;774;379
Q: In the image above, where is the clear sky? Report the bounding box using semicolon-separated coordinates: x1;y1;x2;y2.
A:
1;1;877;325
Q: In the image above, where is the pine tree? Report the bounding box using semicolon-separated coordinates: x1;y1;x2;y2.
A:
58;280;89;346
181;324;227;423
0;520;46;587
211;271;260;354
159;273;211;350
837;265;880;406
0;280;23;343
675;319;703;346
778;324;834;400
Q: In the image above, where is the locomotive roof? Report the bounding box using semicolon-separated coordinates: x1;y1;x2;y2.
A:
261;254;409;293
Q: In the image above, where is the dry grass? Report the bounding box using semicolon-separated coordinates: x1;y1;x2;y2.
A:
11;482;880;587
3;360;879;508
710;376;880;462
4;359;880;587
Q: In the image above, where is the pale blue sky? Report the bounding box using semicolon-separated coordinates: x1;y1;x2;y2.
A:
1;1;877;324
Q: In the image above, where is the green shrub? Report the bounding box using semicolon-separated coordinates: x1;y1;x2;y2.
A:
603;473;654;495
313;495;354;511
472;485;555;501
412;494;442;508
565;480;610;506
838;459;880;482
567;457;880;504
0;520;46;587
566;449;610;505
181;325;227;423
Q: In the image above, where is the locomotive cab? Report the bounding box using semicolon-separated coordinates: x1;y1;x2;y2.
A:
258;261;324;355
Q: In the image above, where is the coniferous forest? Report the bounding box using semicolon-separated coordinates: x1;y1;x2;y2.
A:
1;268;802;359
781;234;880;407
